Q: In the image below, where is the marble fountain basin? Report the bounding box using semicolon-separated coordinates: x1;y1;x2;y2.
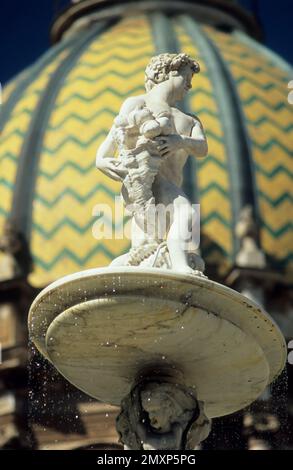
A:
28;267;286;419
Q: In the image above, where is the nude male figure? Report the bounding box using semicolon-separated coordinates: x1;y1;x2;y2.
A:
96;53;208;274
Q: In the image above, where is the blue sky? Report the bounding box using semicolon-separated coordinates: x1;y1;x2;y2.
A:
0;0;292;85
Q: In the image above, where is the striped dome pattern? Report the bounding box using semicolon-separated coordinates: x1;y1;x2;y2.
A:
0;13;292;287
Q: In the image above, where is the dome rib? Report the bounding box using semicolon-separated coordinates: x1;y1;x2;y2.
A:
235;30;293;77
182;16;260;260
10;20;114;243
174;19;233;267
148;11;180;53
0;33;81;134
180;15;236;262
28;16;153;286
205;26;293;273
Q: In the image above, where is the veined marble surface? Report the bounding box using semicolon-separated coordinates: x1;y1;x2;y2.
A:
28;266;286;419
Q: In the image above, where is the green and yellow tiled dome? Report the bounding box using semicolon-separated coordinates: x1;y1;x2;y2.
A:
1;1;292;287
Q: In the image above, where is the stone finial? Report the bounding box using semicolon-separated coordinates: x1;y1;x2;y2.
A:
235;205;266;269
0;220;31;281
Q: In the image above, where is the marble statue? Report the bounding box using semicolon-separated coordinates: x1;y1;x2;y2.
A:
96;53;208;274
28;53;286;452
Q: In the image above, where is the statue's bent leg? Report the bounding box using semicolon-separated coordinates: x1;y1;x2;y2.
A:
167;194;197;273
152;176;201;273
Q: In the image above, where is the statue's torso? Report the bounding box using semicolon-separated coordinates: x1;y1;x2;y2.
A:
118;95;195;187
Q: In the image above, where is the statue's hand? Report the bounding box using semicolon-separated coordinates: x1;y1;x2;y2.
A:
96;158;128;181
155;134;184;157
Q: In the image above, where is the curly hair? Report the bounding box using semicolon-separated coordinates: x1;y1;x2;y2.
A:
145;53;200;91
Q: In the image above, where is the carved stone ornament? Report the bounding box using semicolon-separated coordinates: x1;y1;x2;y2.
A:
0;220;23;281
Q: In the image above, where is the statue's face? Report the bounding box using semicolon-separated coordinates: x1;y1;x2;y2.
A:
142;391;174;432
170;64;193;101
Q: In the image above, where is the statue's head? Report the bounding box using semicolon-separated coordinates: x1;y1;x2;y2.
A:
140;381;199;433
145;53;200;99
